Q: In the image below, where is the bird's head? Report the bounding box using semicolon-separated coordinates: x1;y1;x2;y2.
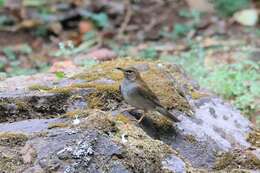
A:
116;67;141;81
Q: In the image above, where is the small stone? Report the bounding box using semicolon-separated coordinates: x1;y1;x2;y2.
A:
20;143;36;164
73;118;80;125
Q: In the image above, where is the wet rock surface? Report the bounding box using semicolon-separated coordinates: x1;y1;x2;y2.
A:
0;59;259;172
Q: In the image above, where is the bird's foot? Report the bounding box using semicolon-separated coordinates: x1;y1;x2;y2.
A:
137;113;146;123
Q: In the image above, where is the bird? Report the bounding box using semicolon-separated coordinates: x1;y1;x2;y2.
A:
116;66;180;123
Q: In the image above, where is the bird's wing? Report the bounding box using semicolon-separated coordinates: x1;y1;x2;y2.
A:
135;81;162;107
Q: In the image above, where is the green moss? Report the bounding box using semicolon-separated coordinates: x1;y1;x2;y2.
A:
85;85;121;110
63;108;188;172
14;100;29;110
191;90;209;100
214;149;260;170
246;129;260;147
146;113;178;135
29;84;73;95
73;58;194;114
0;132;28;147
0;152;23;173
114;114;132;124
214;152;234;170
47;87;73;95
28;84;52;91
185;135;197;144
27;59;194;119
78;110;118;133
64;110;90;118
48;122;68;129
112;117;180;172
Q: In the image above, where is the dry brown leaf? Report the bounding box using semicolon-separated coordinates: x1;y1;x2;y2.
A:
50;60;77;73
79;20;94;35
86;48;117;61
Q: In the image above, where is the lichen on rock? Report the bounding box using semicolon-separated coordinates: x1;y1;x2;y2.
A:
247;128;260;147
0;148;24;173
0;58;258;172
0;132;28;147
73;58;194;114
76;110;188;173
214;149;260;171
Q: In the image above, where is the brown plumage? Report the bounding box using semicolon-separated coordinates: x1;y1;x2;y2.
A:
116;67;180;123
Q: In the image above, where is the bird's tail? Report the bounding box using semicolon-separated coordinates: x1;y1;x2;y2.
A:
156;106;180;122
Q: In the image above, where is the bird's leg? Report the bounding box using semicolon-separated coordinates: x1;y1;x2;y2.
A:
119;105;136;114
137;110;147;123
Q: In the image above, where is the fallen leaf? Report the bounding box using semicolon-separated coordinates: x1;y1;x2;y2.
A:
234;9;259;26
50;60;77;73
85;48;117;61
55;71;65;79
79;20;94;34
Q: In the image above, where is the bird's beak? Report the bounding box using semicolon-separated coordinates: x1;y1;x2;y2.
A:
115;67;125;72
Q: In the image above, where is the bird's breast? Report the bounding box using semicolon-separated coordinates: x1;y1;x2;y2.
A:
121;79;135;101
121;79;153;110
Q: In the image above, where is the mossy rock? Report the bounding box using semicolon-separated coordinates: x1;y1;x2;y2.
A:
214;149;260;170
73;58;195;114
0;150;24;173
48;122;69;129
0;132;28;147
26;59;195;116
247;128;260;147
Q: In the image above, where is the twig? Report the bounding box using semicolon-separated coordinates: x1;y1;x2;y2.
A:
117;0;132;38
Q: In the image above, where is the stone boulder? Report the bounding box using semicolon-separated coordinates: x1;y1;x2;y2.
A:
0;59;259;172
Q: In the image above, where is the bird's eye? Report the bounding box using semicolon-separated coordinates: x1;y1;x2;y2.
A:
126;70;133;74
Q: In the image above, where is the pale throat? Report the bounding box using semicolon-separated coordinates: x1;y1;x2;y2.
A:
126;74;137;81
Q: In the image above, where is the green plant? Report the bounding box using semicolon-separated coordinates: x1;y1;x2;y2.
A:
111;43;133;57
80;59;98;69
34;26;48;37
55;71;65;79
53;41;75;57
0;0;4;6
53;32;98;57
1;44;44;77
179;9;201;23
173;24;193;38
213;0;250;17
202;61;260;116
3;47;16;61
23;0;47;7
139;47;158;60
161;44;259;121
0;59;6;70
81;11;109;28
161;43;206;79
